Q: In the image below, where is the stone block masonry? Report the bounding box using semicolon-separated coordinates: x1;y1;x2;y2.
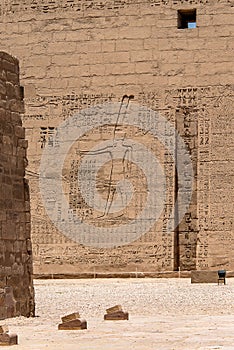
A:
0;1;233;274
0;52;35;318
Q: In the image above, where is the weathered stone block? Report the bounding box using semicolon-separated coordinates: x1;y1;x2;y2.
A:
61;312;80;323
0;333;18;346
106;305;122;314
104;311;129;321
58;319;87;330
191;270;219;283
14;126;25;139
0;325;9;334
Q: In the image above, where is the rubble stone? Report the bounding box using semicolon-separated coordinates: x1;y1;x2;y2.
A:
0;325;9;334
61;312;81;323
106;305;123;314
58;319;87;330
0;333;18;346
104;311;129;321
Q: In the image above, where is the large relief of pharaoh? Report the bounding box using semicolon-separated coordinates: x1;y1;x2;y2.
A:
39;98;193;249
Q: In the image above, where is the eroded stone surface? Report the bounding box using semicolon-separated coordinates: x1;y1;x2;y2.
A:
104;311;129;320
106;305;123;314
0;1;233;273
0;325;9;334
0;52;35;319
0;333;18;346
61;312;80;323
58;319;87;330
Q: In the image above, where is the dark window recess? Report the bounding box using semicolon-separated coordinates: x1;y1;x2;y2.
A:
20;86;24;100
178;9;197;29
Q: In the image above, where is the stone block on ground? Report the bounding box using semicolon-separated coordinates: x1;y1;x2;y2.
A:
104;306;129;320
0;333;18;346
191;270;221;283
61;312;80;323
58;319;87;330
106;305;123;314
104;311;129;320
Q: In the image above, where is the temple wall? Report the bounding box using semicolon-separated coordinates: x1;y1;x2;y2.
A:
0;0;233;273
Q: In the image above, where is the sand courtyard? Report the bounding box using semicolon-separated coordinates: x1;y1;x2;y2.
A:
2;278;234;349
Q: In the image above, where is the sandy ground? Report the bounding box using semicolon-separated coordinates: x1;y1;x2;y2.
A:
3;278;234;349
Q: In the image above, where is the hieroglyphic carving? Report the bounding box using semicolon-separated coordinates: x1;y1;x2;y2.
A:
40;127;56;148
22;93;116;124
175;105;198;270
137;91;176;268
24;85;234;272
0;0;231;17
0;0;233;275
196;85;234;269
197;105;211;269
25;90;181;271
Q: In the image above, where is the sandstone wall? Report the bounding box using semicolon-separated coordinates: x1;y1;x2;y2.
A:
0;0;233;273
0;52;35;318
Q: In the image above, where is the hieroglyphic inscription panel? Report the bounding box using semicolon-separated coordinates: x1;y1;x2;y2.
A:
24;93;178;272
22;84;234;273
0;0;231;17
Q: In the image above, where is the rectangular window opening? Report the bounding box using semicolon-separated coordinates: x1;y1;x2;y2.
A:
178;9;197;29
